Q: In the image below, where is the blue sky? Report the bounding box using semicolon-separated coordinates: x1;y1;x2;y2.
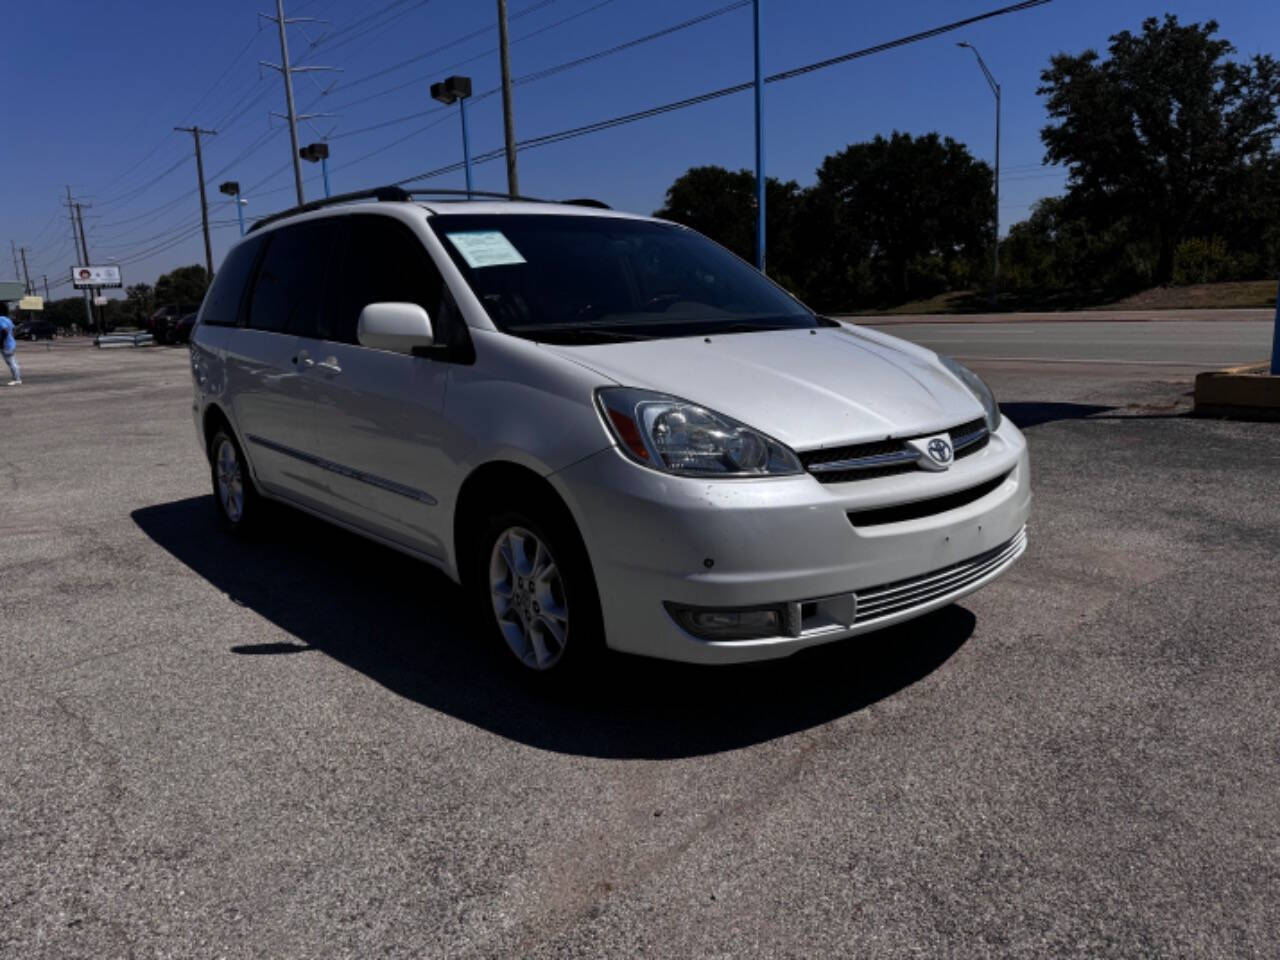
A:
3;0;1276;296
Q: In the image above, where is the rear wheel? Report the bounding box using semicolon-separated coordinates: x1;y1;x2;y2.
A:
209;427;263;536
474;502;603;678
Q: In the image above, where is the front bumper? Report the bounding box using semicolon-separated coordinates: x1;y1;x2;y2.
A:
551;419;1032;664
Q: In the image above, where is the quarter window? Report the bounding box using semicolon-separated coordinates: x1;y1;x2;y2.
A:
200;234;265;327
247;220;339;336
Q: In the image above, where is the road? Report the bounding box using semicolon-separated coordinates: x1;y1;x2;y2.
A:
2;328;1278;957
865;316;1273;372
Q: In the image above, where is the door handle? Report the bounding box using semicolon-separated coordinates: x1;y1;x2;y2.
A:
314;357;342;375
294;350;313;367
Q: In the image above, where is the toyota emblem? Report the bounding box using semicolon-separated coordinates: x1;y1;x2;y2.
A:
927;438;953;464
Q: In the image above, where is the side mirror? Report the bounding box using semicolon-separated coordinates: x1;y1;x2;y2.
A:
357;302;434;354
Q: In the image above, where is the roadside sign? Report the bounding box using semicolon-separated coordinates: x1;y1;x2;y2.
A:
93;295;109;306
18;295;43;311
71;265;123;289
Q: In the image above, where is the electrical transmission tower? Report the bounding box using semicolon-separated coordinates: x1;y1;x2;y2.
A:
259;0;338;206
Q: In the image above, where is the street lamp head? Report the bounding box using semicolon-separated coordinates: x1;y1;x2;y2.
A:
430;75;473;105
957;41;971;48
299;142;330;163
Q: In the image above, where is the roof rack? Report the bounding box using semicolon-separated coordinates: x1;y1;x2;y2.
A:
248;185;611;233
248;185;411;232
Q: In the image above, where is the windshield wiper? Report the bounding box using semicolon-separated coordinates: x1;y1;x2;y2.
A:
516;324;654;344
710;320;809;335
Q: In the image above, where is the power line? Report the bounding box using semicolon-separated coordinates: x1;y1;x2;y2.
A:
329;0;609;114
395;0;1053;186
330;0;746;142
329;0;555;96
305;0;432;58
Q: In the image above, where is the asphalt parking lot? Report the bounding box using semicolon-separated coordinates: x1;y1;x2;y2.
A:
2;322;1278;958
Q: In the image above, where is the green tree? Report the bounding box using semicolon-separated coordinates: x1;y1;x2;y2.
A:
653;166;803;285
802;132;993;307
1001;196;1157;296
1038;15;1280;284
154;265;209;309
125;283;155;321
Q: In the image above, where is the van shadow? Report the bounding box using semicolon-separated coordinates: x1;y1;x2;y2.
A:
132;497;975;760
1001;401;1116;429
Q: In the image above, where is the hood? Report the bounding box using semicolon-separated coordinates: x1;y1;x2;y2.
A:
543;324;984;450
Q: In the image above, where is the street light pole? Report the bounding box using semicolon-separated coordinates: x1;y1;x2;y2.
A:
459;96;473;197
431;76;474;198
221;182;247;237
299;143;332;198
1271;277;1279;374
958;41;1001;308
752;0;766;272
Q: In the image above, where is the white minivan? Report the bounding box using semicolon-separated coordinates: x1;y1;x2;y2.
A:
190;188;1030;675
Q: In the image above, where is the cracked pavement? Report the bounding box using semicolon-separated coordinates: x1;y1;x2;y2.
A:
1;331;1278;958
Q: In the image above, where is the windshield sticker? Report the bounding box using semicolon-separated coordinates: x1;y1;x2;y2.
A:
446;230;527;269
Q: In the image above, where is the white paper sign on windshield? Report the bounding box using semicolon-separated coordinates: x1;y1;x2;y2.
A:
446;231;527;269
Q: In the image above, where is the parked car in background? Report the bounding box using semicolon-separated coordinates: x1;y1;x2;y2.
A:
170;312;198;345
15;318;56;341
191;190;1030;678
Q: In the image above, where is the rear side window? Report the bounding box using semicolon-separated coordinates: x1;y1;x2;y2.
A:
200;234;265;327
248;220;340;335
324;215;445;345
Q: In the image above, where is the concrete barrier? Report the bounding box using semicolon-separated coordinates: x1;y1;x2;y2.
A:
1194;363;1280;421
95;333;155;348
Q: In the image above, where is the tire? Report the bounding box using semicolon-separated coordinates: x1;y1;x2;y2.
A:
472;499;605;679
209;427;263;537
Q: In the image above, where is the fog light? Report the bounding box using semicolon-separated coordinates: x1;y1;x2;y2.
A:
666;603;783;641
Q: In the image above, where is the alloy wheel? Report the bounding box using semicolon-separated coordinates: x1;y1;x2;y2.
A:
215;438;245;524
489;526;570;670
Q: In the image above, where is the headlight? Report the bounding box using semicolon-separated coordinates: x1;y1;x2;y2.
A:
596;387;802;477
940;356;1001;432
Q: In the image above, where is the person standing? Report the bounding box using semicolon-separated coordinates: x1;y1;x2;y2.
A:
0;307;20;385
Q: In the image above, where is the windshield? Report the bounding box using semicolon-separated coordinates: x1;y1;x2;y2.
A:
429;214;824;344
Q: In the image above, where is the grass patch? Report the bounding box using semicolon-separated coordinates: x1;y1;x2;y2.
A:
1097;280;1276;311
851;280;1277;315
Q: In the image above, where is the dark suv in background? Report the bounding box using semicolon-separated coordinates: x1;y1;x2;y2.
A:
148;305;199;345
15;318;56;341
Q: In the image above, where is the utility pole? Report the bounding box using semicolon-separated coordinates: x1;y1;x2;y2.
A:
497;0;519;197
19;247;31;294
10;241;19;283
175;125;217;280
259;2;336;207
752;0;766;272
958;42;1001;308
65;186;95;333
73;201;102;333
43;276;50;301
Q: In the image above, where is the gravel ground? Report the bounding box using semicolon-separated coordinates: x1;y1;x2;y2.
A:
1;337;1277;958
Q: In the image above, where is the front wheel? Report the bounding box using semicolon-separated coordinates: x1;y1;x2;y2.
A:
475;505;603;677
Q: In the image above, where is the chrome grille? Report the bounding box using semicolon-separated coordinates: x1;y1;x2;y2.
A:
853;527;1027;624
798;417;991;483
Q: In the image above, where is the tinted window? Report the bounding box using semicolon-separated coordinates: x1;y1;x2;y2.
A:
428;214;817;345
325;215;445;345
248;220;339;335
200;234;265;327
